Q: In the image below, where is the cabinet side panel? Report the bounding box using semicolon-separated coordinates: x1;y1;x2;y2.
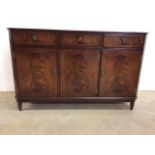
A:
8;30;19;96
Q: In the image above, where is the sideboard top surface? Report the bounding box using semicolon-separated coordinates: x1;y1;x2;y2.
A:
8;28;148;35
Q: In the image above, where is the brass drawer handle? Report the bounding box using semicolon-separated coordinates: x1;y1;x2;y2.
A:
31;34;38;41
120;37;128;45
51;69;57;76
119;36;140;45
76;35;84;44
101;70;104;76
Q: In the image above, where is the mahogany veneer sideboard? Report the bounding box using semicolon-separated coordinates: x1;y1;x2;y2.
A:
8;28;147;111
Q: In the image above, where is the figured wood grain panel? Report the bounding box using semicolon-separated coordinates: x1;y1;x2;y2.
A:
104;34;145;48
15;48;57;97
60;49;100;97
99;49;142;97
11;30;57;45
60;32;101;47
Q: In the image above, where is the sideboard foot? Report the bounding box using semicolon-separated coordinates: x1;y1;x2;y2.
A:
18;102;22;111
130;101;135;110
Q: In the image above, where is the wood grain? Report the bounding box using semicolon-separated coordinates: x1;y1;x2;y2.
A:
104;33;145;48
99;49;142;97
8;28;147;110
11;29;57;45
14;48;57;97
60;32;102;47
60;49;100;97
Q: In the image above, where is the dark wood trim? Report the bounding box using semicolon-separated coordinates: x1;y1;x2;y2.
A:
102;47;144;51
16;96;135;103
57;32;61;96
12;45;144;51
134;34;148;97
13;44;57;48
7;27;148;35
97;33;105;96
59;46;103;49
97;49;103;96
18;46;143;51
8;30;19;96
16;96;135;99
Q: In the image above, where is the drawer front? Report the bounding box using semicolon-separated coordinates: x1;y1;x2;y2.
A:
60;32;102;47
104;33;145;48
11;30;57;45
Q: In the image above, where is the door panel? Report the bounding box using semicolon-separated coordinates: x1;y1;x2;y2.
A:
99;49;142;97
60;49;100;97
15;48;57;97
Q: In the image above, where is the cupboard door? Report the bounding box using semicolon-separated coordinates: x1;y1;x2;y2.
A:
15;48;57;97
99;49;142;97
60;49;100;97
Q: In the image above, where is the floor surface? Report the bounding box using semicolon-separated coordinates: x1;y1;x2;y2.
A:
0;91;155;135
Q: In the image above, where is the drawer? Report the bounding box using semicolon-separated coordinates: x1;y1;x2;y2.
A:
11;30;57;45
104;33;145;48
60;32;102;47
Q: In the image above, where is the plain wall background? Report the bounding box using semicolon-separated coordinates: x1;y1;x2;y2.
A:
0;0;154;91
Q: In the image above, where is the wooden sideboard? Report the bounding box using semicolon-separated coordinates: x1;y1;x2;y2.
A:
8;28;147;110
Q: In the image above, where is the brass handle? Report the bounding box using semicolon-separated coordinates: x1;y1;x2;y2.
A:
101;70;104;76
77;35;84;44
31;34;38;41
120;37;128;45
51;69;57;76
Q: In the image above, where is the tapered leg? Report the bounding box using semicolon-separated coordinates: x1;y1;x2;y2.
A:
130;101;135;110
18;102;22;111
